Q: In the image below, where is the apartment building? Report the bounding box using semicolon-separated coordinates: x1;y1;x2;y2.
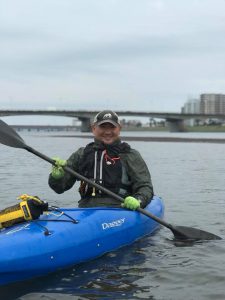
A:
200;94;225;114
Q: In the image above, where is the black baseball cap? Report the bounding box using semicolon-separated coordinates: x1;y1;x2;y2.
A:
93;110;120;127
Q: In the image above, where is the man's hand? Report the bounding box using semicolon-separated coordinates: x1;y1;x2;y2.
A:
122;196;141;210
51;157;67;179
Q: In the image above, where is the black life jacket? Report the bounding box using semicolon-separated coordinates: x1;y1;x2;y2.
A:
78;140;131;198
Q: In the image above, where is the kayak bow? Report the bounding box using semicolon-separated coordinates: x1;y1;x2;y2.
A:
0;195;164;286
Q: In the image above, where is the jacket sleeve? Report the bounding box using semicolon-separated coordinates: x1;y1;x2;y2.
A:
48;148;84;194
124;149;154;207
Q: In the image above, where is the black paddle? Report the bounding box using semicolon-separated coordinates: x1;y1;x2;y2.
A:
0;119;221;240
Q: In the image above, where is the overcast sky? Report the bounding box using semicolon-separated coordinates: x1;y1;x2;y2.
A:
1;0;225;116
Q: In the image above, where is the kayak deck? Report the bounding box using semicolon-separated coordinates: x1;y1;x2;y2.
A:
0;195;164;286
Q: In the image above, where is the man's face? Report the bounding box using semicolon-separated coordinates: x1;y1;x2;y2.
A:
92;122;121;144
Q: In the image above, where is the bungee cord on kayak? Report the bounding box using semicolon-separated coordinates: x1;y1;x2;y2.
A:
0;192;81;231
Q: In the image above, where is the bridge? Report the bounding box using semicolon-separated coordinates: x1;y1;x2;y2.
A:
1;109;225;132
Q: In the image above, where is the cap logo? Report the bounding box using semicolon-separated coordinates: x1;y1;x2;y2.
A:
103;113;112;119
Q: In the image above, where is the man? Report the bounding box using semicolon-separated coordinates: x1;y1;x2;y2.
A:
48;110;154;210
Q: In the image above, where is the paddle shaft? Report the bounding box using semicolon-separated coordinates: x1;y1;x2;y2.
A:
25;145;169;228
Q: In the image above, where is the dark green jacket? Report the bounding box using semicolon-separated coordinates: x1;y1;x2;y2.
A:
48;141;154;208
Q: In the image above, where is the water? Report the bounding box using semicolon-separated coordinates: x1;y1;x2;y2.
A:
0;130;225;300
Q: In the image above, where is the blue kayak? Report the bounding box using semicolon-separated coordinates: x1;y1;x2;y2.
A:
0;195;164;286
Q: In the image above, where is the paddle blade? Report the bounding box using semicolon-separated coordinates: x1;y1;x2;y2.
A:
0;119;26;149
171;225;221;241
138;207;222;241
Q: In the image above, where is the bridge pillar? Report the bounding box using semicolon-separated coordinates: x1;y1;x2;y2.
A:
79;117;91;132
166;118;186;132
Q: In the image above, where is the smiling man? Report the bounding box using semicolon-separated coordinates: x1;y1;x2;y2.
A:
91;110;122;145
48;110;154;209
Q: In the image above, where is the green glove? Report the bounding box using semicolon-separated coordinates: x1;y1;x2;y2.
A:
122;196;140;210
51;157;67;179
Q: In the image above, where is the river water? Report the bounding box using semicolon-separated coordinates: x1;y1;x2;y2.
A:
0;130;225;300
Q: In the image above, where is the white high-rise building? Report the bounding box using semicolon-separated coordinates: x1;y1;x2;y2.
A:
182;99;200;114
181;99;200;126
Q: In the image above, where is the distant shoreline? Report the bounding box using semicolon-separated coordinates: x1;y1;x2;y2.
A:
49;134;225;144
